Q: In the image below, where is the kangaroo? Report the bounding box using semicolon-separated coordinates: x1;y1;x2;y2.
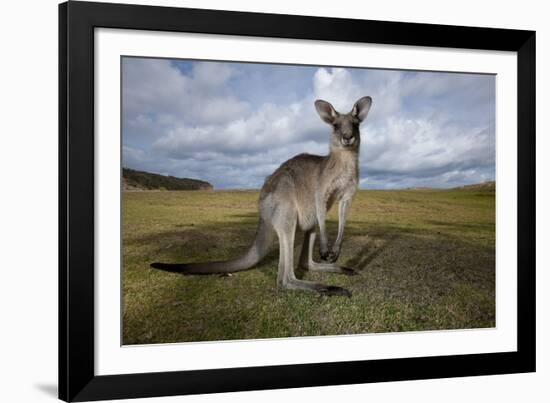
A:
151;96;372;297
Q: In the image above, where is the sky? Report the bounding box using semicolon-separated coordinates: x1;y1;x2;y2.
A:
122;57;495;189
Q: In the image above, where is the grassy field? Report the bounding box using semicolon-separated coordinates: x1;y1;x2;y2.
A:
122;188;495;345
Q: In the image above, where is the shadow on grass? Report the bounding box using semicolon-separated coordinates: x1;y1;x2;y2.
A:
424;219;495;233
128;212;493;280
132;211;404;277
344;232;399;272
126;211;281;286
123;206;495;344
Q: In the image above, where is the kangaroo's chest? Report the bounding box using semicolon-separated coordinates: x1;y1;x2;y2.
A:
323;165;358;209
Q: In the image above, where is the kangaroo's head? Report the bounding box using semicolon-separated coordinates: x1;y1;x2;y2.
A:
314;96;372;151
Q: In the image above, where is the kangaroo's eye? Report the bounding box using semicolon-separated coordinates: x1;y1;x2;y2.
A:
333;123;340;131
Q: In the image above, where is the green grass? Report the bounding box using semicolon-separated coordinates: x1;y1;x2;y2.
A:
122;188;495;344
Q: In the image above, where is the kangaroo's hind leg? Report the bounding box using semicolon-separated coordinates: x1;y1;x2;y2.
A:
273;211;351;297
299;231;358;276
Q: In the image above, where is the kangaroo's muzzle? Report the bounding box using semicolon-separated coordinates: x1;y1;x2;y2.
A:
341;137;355;146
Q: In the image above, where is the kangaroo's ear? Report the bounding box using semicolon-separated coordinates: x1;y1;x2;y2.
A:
351;96;372;122
315;99;338;124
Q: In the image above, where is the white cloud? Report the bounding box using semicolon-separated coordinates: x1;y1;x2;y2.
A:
123;58;249;128
313;68;360;111
122;59;495;189
150;94;329;161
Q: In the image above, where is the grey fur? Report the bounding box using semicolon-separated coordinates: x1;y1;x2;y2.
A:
151;96;372;297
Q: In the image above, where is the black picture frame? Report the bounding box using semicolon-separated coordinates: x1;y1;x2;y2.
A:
59;1;536;401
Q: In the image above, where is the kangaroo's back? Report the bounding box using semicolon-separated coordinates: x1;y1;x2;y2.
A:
261;153;323;199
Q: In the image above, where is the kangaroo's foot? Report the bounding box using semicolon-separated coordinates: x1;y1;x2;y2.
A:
314;263;358;276
301;261;358;276
283;278;352;297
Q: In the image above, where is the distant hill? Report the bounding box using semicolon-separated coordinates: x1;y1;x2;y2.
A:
454;181;495;192
402;181;496;191
122;168;213;191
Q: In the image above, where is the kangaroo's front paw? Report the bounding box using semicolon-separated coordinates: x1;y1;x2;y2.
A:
320;250;338;263
319;245;329;261
329;247;341;262
319;249;335;263
323;245;341;263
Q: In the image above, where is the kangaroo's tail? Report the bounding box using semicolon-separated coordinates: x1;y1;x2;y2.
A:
150;218;274;275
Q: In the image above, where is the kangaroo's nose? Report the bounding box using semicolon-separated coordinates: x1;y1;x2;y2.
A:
342;136;355;146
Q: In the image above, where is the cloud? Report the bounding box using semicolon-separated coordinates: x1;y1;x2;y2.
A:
122;58;249;128
122;58;495;190
151;100;327;158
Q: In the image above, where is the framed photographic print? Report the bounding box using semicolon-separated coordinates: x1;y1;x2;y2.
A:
59;1;536;401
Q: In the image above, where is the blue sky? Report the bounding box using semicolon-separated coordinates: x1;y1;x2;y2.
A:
122;57;495;189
